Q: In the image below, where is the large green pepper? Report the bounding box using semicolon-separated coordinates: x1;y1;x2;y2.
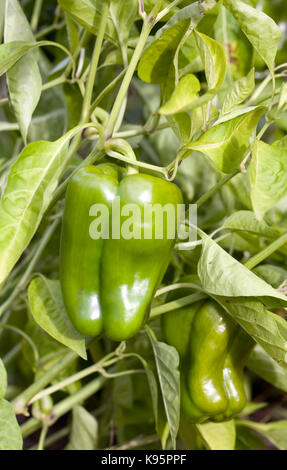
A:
162;284;254;422
60;163;183;341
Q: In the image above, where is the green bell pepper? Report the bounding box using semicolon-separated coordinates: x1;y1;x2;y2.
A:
162;282;254;422
60;163;183;341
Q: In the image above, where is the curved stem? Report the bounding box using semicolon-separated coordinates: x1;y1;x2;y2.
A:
106;149;166;175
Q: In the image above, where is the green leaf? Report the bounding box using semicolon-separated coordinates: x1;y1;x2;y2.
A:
184;107;264;173
0;124;90;286
4;0;41;143
253;265;287;289
250;140;287;220
28;276;86;360
236;426;266;450
237;420;287;450
58;0;117;43
194;31;227;90
278;83;287;112
159;74;200;115
0;0;4;42
0;399;23;450
198;237;287;304
222;68;255;115
274;135;287;148
223;0;281;75
67;406;98;450
146;326;180;449
247;344;287;393
214;5;253;80
0;360;7;400
220;298;287;365
196;420;236;450
0;41;73;77
138;20;190;84
59;0;138;45
157;0;216;33
223;210;282;239
109;0;138;46
65;14;80;54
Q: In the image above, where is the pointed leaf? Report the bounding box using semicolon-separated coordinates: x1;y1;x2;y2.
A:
184;107;264;173
198;237;287;303
58;0;117;44
28;276;87;360
159;73;200;115
248;344;287;393
250;140;287;220
109;0;138;45
214;5;253;80
0;124;90;285
138;20;190;84
222;68;255;115
67;406;98;450
220;298;287;365
196;420;236;450
4;0;42;142
223;0;281;75
194;31;227;90
146;326;180;449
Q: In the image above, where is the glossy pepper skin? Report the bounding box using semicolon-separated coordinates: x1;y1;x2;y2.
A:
60;163;183;341
162;285;254;422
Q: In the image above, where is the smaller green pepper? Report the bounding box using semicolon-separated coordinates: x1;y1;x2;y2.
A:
162;279;254;422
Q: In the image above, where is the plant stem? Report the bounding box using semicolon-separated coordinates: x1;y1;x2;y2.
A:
156;0;187;22
195;170;239;209
150;292;207;318
80;2;109;123
31;0;43;32
106;149;166;175
49;376;106;425
21;376;107;438
107;434;159;450
90;67;127;113
0;219;59;318
30;427;69;450
244;231;287;270
37;424;48;450
29;352;117;405
35;20;65;40
13;349;78;415
42;75;67;92
106;20;154;138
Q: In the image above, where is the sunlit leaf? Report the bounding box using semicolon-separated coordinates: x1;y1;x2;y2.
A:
4;0;41;142
250;140;287;220
0;400;22;450
184;107;264;173
223;0;281;75
28;276;86;360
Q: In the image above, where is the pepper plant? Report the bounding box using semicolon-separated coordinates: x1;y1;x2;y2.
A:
1;0;287;451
